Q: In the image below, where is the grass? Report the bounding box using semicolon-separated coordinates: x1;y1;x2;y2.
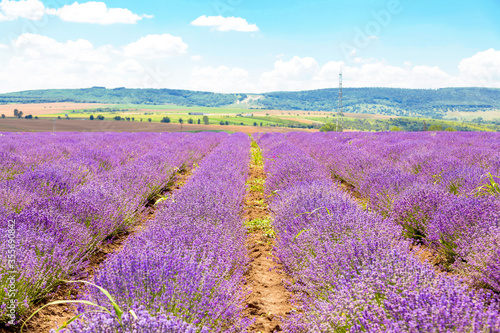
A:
244;217;276;238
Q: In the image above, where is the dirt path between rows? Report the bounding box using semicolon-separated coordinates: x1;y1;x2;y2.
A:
242;143;293;333
5;168;193;333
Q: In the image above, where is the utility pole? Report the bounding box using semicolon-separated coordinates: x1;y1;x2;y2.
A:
337;70;344;132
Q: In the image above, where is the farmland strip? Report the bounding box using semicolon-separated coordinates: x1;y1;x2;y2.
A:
242;140;292;332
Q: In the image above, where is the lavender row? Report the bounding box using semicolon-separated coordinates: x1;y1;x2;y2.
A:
255;133;500;332
0;132;177;212
65;133;251;333
0;132;224;325
286;132;500;292
0;132;164;183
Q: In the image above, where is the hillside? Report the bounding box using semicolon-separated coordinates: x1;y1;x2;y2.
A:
1;87;500;119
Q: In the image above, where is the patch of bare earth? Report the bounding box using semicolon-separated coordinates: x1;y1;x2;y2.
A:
0;119;316;133
1;169;192;333
242;146;293;333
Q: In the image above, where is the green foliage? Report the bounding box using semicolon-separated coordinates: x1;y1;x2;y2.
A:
187;118;193;124
160;116;171;123
178;118;184;124
247;177;265;192
21;280;136;333
244;217;276;238
2;87;500;119
319;122;340;132
428;124;444;131
203;115;209;125
89;115;94;120
445;127;457;131
390;126;402;131
250;140;263;167
475;173;500;196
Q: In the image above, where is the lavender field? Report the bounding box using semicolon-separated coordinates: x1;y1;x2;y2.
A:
1;131;500;332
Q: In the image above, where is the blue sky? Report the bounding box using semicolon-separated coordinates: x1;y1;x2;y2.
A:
0;0;499;93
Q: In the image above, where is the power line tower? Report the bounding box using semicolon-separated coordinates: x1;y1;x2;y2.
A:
336;70;344;132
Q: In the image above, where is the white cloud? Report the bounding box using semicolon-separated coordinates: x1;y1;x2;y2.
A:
0;0;45;21
458;49;500;87
123;34;188;59
0;33;190;92
0;0;151;24
191;55;202;61
259;56;321;91
191;15;259;32
190;66;251;93
259;55;460;91
46;1;151;24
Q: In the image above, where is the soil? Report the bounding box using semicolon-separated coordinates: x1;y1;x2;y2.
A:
242;151;293;333
0;118;316;134
0;103;113;116
0;169;192;333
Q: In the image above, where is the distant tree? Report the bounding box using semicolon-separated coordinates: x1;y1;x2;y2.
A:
1;114;5;118
319;122;339;132
203;116;209;125
225;121;229;125
148;118;152;122
97;115;105;120
114;116;121;121
220;121;225;125
423;120;427;131
445;127;457;132
428;125;443;131
391;126;402;131
188;118;194;124
58;116;61;119
18;111;23;118
240;122;243;125
13;109;18;117
197;119;201;124
25;115;33;119
178;118;184;124
253;122;257;126
140;118;143;122
132;117;135;121
161;116;171;123
35;116;38;119
89;115;94;120
260;122;263;126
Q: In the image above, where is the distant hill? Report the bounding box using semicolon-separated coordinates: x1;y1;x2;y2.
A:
1;87;500;118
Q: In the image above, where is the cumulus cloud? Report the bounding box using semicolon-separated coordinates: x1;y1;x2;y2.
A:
46;1;151;24
191;66;251;93
0;0;151;24
458;49;500;87
0;0;45;21
123;34;188;59
259;55;461;91
191;15;259;32
0;33;189;92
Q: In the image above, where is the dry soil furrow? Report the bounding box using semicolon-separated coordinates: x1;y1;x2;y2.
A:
242;143;293;333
